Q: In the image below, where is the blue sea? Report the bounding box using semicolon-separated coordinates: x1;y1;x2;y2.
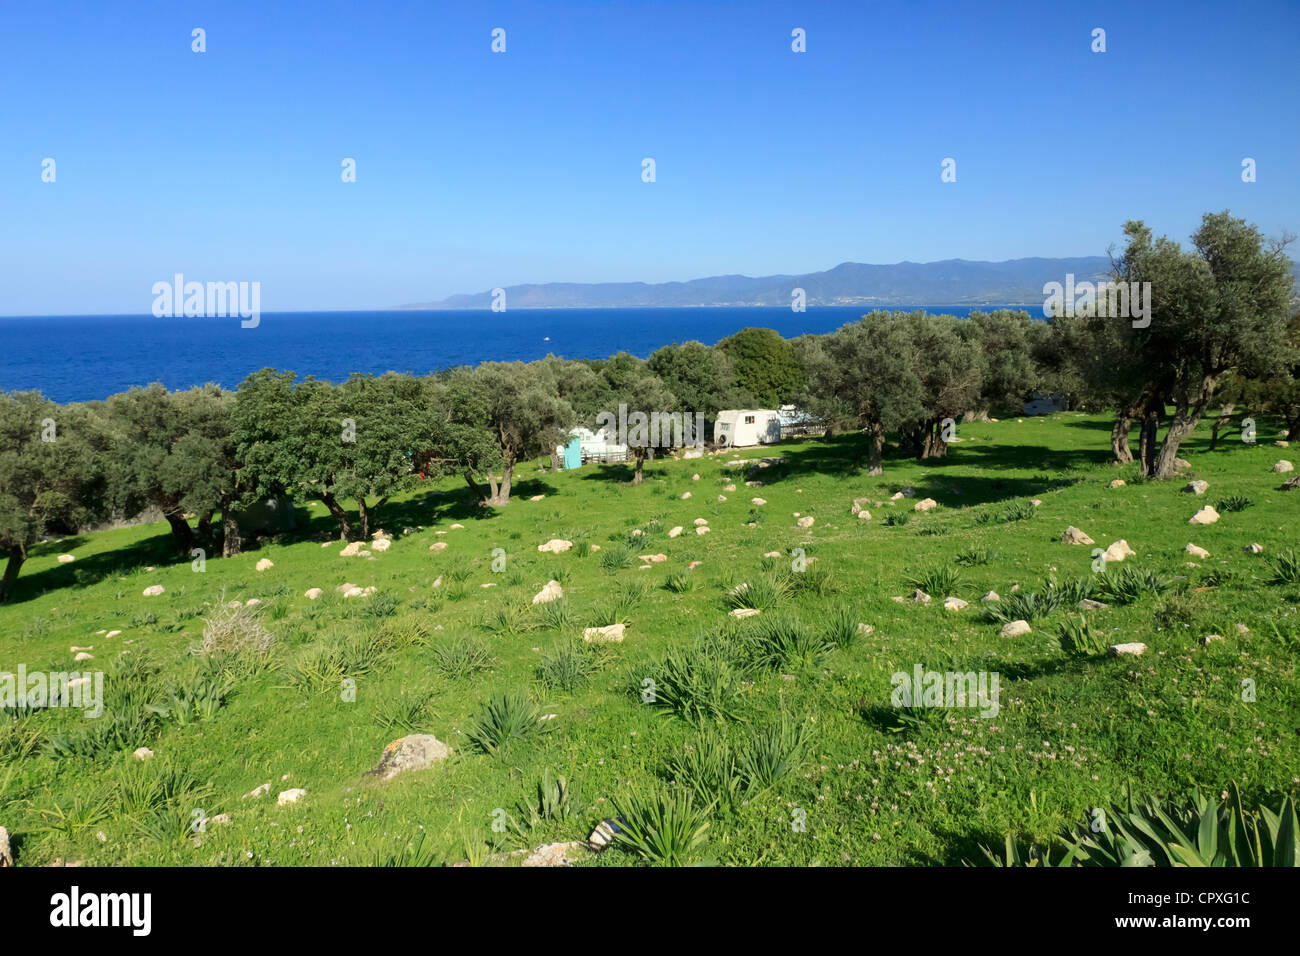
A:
0;306;1023;403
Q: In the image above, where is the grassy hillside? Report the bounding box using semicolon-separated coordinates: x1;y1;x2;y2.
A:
2;411;1298;866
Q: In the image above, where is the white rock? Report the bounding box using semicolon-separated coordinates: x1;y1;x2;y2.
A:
981;591;999;603
343;586;365;598
1077;599;1108;610
796;516;815;528
638;553;668;564
1000;620;1032;638
1103;539;1135;563
680;492;692;499
369;734;453;780
255;558;274;572
1061;526;1095;545
245;598;261;607
751;497;767;506
583;623;626;643
1108;479;1126;489
522;841;586;867
695;526;710;535
339;541;364;557
1273;460;1294;473
133;747;154;762
57;554;75;563
529;494;546;501
73;652;93;662
717;495;727;502
429;541;448;552
105;630;121;639
1184;480;1209;495
371;538;392;552
910;589;931;604
537;539;572;553
243;783;271;800
142;585;164;597
943;597;968;611
1189;506;1220;525
1200;634;1223;645
532;580;563;604
1244;542;1264;554
1109;642;1146;657
277;788;307;806
694;518;708;526
668;526;683;538
857;623;875;636
305;588;324;600
1184;544;1210;560
691;474;700;481
729;608;761;619
913;498;938;512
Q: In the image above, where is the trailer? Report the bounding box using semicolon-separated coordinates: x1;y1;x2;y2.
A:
714;409;782;448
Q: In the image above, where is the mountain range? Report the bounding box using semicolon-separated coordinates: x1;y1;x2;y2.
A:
395;257;1122;310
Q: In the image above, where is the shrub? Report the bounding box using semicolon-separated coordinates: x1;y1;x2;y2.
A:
1003;500;1036;522
666;731;740;808
664;571;699;593
1056;615;1108;657
375;691;433;733
467;692;548;755
643;645;747;722
610;784;712;866
1268;549;1300;586
599;544;635;572
201;601;275;657
736;717;809;793
534;596;574;631
1097;566;1172;604
788;561;835;597
985;589;1063;625
822;604;858;650
906;564;963;598
723;572;789;612
536;641;597;692
955;547;999;567
741;614;830;671
430;634;495;680
1215;495;1253;513
883;512;911;527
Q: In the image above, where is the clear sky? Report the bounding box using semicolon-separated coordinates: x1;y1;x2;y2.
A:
1;0;1297;315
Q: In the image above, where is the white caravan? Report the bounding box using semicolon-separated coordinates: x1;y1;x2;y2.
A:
714;409;782;448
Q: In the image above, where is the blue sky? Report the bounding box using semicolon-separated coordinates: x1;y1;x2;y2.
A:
1;0;1297;315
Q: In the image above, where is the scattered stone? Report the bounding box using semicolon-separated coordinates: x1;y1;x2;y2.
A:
1188;506;1220;525
691;474;700;481
694;518;708;526
857;509;871;521
796;516;815;528
449;523;465;530
687;561;702;569
1283;476;1300;491
537;539;573;553
1274;460;1294;473
1173;458;1191;470
305;588;324;600
1077;599;1108;611
57;554;75;563
1184;480;1209;495
1030;499;1042;507
371;538;392;552
857;623;875;636
668;526;683;537
335;582;356;594
729;608;761;619
914;498;938;512
339;541;364;557
1278;440;1291;448
1244;542;1264;554
1200;634;1223;645
717;495;727;502
368;734;452;781
245;598;261;607
584;623;626;643
142;585;164;597
70;645;91;653
751;497;767;506
243;783;271;800
680;492;692;499
1109;642;1146;657
1235;623;1249;635
910;589;931;604
73;652;93;662
529;494;546;501
1184;544;1210;560
981;591;999;603
1103;539;1135;563
532;580;563;604
1061;526;1095;545
723;484;736;492
763;551;781;558
0;826;11;868
696;526;710;535
429;541;448;553
943;597;969;612
277;788;306;806
255;558;274;572
587;818;626;851
851;498;871;515
639;553;668;563
522;841;587;867
133;747;154;761
1108;479;1126;489
480;582;496;588
105;630;121;638
1000;620;1032;638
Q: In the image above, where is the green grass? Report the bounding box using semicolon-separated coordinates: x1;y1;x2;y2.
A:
1;410;1298;866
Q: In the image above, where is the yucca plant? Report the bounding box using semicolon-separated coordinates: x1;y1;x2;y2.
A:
741;614;830;671
906;564;963;598
821;603;858;650
723;572;790;612
1056;615;1108;657
1215;494;1253;513
1003;500;1037;522
883;512;911;527
787;561;835;597
533;596;574;631
514;768;577;831
736;717;809;793
955;547;999;567
1267;549;1300;586
467;692;549;755
610;784;713;866
374;691;433;733
1097;565;1172;604
430;634;495;680
985;588;1062;625
536;641;597;691
663;570;700;593
644;644;747;722
666;731;741;808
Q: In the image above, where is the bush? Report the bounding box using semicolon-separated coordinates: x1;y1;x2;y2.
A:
1268;549;1300;586
536;641;598;692
1215;494;1253;513
741;614;830;671
906;564;963;598
955;547;998;567
736;717;809;793
430;634;495;680
201;601;275;657
666;731;740;808
1056;615;1108;657
723;573;790;612
610;784;712;866
467;692;549;755
1097;566;1172;604
643;645;747;722
822;604;858;650
1003;500;1036;522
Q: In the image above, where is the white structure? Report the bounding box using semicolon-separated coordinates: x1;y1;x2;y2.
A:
714;410;782;448
1023;392;1067;416
569;425;627;462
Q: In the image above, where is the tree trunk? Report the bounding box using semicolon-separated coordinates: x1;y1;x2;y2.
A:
221;507;241;558
357;498;370;540
320;492;354;540
1152;378;1216;480
484;459;514;506
632;449;646;485
196;510;214;537
1110;411;1134;464
1138;399;1162;477
1208;404;1235;451
866;421;884;476
162;507;195;555
1;545;26;603
921;419;948;459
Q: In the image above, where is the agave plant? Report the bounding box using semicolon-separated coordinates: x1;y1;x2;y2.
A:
610;784;713;866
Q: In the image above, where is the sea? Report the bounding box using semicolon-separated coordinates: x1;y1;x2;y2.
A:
0;305;1026;404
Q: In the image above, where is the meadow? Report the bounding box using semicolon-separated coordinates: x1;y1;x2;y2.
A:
2;411;1298;867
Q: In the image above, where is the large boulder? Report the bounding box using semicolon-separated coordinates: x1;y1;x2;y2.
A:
1183;480;1209;495
1274;460;1294;473
537;539;573;553
1103;539;1135;563
914;498;938;512
368;734;453;781
532;580;563;604
584;623;626;643
1000;620;1032;638
1189;506;1220;525
1061;526;1095;545
1184;543;1210;560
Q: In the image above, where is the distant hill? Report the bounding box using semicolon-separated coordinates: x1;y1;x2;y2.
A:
396;257;1120;309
